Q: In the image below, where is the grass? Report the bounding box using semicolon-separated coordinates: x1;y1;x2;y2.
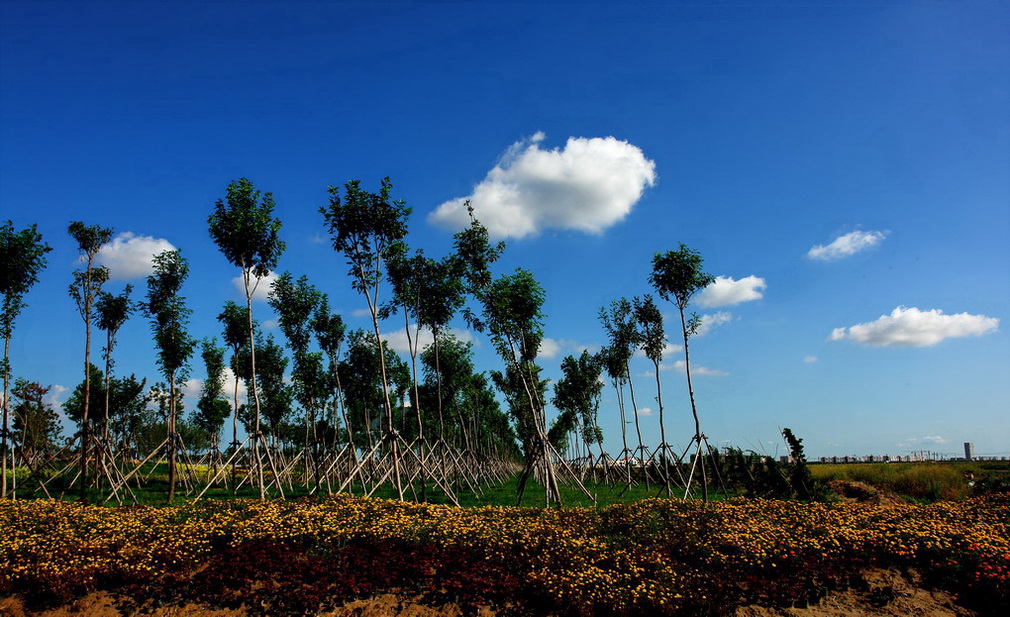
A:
810;460;1010;501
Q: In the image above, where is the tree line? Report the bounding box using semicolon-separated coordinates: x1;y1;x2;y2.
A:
1;177;720;505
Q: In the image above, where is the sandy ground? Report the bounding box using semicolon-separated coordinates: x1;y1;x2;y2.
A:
0;569;976;617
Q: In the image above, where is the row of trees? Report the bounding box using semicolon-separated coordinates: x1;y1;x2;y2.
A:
1;176;719;504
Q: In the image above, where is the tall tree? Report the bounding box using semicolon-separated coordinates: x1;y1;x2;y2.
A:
67;221;113;499
0;221;52;498
10;379;61;464
311;299;350;451
194;338;230;453
268;273;326;451
208;178;285;499
552;350;605;470
320;177;410;498
217;301;251;454
94;285;134;443
649;245;715;501
598;298;644;484
633;294;672;495
145;249;196;502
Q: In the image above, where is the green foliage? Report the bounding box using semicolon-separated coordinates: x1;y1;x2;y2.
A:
144;250;196;382
319;177;411;298
552;351;605;446
10;379;61;456
338;330;408;447
0;220;52;344
649;244;715;312
194;338;230;442
207;178;286;280
632;295;665;364
63;365;147;439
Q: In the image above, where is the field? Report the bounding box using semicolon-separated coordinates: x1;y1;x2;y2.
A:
2;467;1009;617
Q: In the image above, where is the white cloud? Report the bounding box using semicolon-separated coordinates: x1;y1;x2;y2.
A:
537;337;562;360
43;384;68;419
807;230;889;261
898;435;950;448
537;337;598;361
829;306;999;347
221;367;248;404
180;378;202;401
636;406;654;417
428;133;657;239
696;275;766;308
351;308;372;319
380;325;475;355
694;311;733;336
95;232;176;280
804;356;818;363
640;360;728;377
633;342;683;360
232;271;278;302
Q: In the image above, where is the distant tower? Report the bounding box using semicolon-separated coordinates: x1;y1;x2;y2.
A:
964;442;975;461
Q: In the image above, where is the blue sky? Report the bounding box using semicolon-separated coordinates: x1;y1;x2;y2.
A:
2;1;1007;459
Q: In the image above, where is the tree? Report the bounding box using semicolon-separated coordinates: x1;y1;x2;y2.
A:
268;273;327;453
649;244;715;501
0;221;52;498
144;249;196;502
10;379;61;463
194;338;230;452
552;350;605;471
598;298;644;485
208;178;285;499
94;285;134;444
633;294;677;495
311;299;351;451
217;301;251;453
320;177;410;498
67;221;113;499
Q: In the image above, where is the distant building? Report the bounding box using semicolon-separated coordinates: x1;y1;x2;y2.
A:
964;442;975;461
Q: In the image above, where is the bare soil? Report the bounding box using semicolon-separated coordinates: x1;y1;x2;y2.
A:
0;570;976;617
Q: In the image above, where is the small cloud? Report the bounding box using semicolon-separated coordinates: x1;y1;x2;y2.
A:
804;356;818;363
96;232;176;280
232;271;278;302
222;367;248;404
538;337;598;360
310;232;328;245
695;311;733;337
380;325;474;355
898;435;950;448
43;384;68;419
538;337;562;360
634;342;683;360
829;306;999;347
696;276;766;308
636;406;654;417
429;133;657;239
351;308;372;319
180;378;202;401
659;360;728;376
261;319;279;330
807;230;889;261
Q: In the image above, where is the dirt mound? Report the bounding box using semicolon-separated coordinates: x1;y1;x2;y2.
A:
0;593;496;617
735;569;974;617
826;480;907;505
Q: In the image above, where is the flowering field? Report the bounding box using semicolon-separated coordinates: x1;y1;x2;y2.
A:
2;495;1008;616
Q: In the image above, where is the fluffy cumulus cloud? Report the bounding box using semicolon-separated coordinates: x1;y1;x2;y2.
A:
43;384;68;418
633;342;683;360
537;338;598;360
380;325;475;355
95;232;176;280
829;306;999;347
807;230;889;261
428;132;656;239
696;276;766;308
232;271;278;302
694;311;733;337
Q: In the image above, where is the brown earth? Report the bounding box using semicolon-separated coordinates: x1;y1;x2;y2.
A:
1;569;977;617
825;480;908;506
